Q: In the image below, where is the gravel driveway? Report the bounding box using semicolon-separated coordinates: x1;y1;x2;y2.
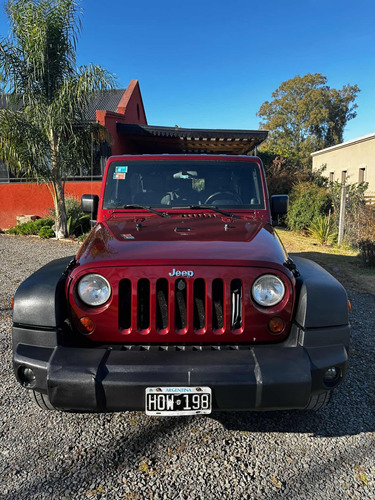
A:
0;234;374;499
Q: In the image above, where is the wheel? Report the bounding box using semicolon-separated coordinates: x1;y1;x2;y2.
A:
304;391;332;411
204;191;243;205
30;390;56;411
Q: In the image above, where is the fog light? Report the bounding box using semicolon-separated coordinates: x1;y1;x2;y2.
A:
268;317;285;334
324;367;338;380
323;367;340;386
18;366;36;387
78;316;95;334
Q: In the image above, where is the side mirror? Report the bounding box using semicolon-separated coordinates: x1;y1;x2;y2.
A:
81;194;99;222
270;194;289;222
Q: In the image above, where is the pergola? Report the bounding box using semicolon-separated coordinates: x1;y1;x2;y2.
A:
116;124;268;155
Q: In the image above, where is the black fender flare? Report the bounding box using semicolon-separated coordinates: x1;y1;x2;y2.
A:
13;256;74;328
293;256;349;329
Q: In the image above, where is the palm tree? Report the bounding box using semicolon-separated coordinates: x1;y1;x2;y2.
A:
0;0;116;238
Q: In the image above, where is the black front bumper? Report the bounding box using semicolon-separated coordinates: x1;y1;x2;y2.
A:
13;325;349;412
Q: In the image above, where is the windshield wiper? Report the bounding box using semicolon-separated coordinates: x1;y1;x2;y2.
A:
188;205;240;219
118;204;169;217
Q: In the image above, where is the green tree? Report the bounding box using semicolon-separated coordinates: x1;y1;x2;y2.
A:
257;73;359;168
259;148;328;196
0;0;115;238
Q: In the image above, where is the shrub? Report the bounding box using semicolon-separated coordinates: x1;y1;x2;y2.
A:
77;231;90;243
286;182;333;232
344;204;375;247
51;196;90;237
308;214;337;245
359;206;375;240
358;239;375;268
64;196;91;237
328;181;369;246
329;181;368;216
7;217;54;236
38;226;55;238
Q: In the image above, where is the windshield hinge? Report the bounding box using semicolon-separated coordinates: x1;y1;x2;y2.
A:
63;258;77;277
284;257;300;277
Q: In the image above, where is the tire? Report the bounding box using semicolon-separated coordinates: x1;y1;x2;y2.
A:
30;390;56;411
304;390;332;411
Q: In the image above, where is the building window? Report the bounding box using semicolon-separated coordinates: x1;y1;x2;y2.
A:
359;167;366;183
329;172;334;182
341;171;347;184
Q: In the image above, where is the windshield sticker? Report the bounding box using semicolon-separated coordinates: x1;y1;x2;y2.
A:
122;234;134;240
115;166;128;173
113;172;126;180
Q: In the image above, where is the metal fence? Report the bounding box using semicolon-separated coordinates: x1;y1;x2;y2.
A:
0;175;103;183
364;195;375;207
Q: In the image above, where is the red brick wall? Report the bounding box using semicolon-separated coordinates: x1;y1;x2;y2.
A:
0;181;101;230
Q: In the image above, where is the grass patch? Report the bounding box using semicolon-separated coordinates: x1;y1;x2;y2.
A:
277;228;375;295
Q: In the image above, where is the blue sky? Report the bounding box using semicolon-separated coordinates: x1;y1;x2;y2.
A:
0;0;374;142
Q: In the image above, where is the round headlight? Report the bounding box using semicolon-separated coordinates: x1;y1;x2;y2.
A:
77;274;111;306
252;274;285;307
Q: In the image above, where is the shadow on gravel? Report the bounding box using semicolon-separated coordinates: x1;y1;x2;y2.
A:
10;415;196;499
211;395;373;437
290;250;375;296
237;441;373;500
10;403;374;500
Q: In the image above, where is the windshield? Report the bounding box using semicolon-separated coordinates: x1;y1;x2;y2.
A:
103;160;265;210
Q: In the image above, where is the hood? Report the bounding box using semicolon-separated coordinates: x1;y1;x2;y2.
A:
75;214;289;270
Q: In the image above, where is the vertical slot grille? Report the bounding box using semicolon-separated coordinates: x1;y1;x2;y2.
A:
193;278;206;330
118;273;244;336
137;279;150;330
175;278;187;330
212;278;224;330
156;278;169;330
119;279;132;329
231;279;243;330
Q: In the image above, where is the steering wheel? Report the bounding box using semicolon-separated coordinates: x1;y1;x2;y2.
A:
204;191;243;205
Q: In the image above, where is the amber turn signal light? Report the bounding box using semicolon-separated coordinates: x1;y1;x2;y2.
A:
78;317;95;334
10;297;14;309
348;300;351;311
268;317;284;334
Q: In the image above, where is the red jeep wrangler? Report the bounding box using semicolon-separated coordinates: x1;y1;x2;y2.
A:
12;155;350;415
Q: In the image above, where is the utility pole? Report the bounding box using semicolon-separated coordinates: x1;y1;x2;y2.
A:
338;184;346;246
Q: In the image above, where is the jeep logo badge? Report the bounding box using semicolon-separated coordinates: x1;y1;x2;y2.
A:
169;269;194;278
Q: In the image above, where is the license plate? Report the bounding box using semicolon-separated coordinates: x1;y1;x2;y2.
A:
145;387;212;416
